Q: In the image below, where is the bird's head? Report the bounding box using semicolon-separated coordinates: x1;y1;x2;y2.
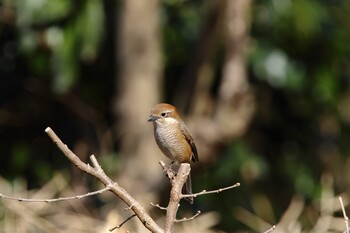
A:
147;103;181;125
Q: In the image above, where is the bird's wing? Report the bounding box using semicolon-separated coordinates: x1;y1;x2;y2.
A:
178;120;199;162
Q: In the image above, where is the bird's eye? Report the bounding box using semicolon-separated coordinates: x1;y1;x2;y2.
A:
161;112;167;117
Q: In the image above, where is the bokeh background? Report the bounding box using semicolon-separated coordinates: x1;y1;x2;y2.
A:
1;0;350;232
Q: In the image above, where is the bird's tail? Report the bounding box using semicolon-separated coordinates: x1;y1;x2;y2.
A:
184;172;194;204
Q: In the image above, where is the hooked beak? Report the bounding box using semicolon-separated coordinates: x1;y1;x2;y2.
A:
147;115;158;122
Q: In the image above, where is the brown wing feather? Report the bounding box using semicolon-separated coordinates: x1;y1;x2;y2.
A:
178;120;199;162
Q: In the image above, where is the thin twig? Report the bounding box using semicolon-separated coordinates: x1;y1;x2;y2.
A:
182;182;240;199
0;186;111;203
175;210;201;223
150;202;168;211
109;214;136;232
339;196;349;233
263;225;276;233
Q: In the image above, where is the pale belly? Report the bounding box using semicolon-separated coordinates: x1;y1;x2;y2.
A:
154;126;189;163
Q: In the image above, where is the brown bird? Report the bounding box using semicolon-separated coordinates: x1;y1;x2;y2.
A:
148;103;199;204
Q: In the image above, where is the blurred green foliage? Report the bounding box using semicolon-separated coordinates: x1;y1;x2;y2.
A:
16;0;104;93
1;0;350;231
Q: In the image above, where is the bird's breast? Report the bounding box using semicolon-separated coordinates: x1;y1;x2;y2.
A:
154;123;191;163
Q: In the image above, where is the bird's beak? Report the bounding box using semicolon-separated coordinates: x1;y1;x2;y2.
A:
147;115;158;122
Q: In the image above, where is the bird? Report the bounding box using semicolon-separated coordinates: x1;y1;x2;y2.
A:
148;103;199;204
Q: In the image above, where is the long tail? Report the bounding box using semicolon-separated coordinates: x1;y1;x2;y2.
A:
184;172;194;204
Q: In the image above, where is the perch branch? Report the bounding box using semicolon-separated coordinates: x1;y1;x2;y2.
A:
159;162;240;233
164;163;191;233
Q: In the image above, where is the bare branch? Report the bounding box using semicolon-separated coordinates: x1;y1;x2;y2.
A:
339;196;349;233
45;127;164;233
164;163;191;233
109;214;137;232
263;225;276;233
175;210;201;223
45;127;98;177
182;182;241;199
0;186;110;203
